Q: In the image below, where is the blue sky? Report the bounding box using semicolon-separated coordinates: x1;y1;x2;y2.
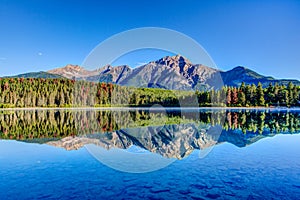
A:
0;0;300;79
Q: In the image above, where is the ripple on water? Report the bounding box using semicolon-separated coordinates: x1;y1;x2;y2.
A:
293;185;300;189
222;189;235;197
191;196;206;200
150;188;171;194
178;189;190;195
190;183;208;190
206;193;221;199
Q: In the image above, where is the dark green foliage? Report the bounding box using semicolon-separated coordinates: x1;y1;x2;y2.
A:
256;82;265;106
223;82;300;107
0;78;299;108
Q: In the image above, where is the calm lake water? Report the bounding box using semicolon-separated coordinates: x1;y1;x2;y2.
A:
0;108;300;199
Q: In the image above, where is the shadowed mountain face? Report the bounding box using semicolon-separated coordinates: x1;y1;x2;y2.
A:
4;55;299;88
1;109;299;159
220;66;300;87
84;65;132;83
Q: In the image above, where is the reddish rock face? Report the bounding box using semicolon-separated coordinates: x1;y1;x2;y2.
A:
48;64;95;79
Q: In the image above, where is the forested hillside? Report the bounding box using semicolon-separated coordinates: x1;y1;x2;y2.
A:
0;78;299;108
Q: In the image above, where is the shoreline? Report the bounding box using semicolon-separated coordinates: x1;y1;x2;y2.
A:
1;106;300;111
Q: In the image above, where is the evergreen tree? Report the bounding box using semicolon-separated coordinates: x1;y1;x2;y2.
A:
226;87;232;106
250;84;257;105
256;82;265;106
288;82;294;106
0;78;299;108
238;89;246;106
265;83;274;106
232;87;238;105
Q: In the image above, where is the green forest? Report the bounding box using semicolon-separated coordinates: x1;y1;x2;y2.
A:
0;78;299;108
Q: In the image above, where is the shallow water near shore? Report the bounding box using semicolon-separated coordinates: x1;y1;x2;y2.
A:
0;108;300;199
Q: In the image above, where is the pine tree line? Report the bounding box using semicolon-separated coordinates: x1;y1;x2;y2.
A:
221;82;300;107
0;78;299;108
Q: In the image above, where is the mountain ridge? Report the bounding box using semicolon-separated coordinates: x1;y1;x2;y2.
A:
220;66;300;87
3;71;63;79
3;55;300;88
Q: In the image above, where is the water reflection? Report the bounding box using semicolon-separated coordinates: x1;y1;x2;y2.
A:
0;109;299;159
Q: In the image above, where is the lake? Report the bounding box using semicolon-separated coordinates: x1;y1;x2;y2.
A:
0;108;300;199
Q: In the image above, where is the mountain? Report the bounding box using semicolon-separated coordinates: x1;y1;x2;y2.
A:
220;66;300;87
119;55;220;90
5;55;300;88
47;55;222;90
47;64;98;79
47;64;133;83
47;56;299;89
4;71;63;79
84;65;132;83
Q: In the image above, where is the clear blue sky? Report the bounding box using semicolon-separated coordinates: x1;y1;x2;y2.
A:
1;0;300;79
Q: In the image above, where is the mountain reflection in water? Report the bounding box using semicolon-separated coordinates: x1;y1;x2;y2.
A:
0;109;299;159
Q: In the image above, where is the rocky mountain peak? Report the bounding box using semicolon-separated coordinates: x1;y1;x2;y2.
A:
173;54;192;63
48;64;91;79
64;64;83;71
154;54;192;67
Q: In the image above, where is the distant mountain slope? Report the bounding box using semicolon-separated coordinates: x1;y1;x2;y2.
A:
47;64;98;79
220;66;300;87
4;71;64;79
47;64;133;83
